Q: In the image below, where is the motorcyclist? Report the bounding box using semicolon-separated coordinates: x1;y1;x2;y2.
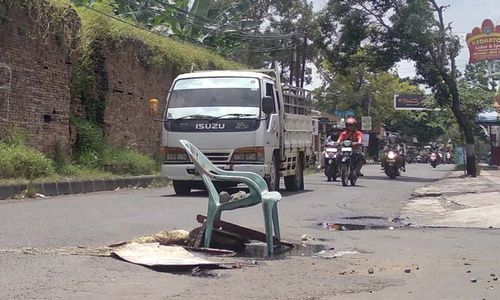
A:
323;127;341;169
326;126;341;144
337;117;365;176
395;133;406;171
381;135;400;170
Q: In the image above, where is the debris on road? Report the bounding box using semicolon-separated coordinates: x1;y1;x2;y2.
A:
111;243;225;268
196;215;294;249
301;234;314;241
129;230;189;245
313;249;358;259
0;246;114;256
321;222;342;230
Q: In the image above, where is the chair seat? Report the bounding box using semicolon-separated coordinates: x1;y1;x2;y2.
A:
262;191;282;202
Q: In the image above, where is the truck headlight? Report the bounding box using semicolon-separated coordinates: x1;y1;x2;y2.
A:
232;147;264;162
161;147;189;162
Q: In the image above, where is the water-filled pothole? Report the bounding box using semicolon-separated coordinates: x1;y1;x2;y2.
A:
239;242;327;259
320;216;407;231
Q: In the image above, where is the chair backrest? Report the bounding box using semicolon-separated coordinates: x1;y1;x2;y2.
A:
179;139;218;177
179;139;220;203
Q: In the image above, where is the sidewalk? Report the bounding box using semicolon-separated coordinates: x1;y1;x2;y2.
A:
0;175;166;200
401;168;500;228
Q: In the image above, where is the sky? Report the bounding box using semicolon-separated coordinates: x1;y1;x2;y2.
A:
308;0;500;88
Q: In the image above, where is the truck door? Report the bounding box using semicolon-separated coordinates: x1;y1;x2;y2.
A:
264;81;280;150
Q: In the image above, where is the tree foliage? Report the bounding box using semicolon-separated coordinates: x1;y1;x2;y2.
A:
316;0;497;176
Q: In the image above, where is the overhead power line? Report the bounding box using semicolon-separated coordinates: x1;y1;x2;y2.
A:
146;0;295;40
77;4;296;56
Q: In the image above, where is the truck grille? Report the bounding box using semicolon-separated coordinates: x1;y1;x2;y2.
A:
203;152;231;163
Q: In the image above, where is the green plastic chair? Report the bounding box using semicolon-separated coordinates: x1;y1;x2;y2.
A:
179;139;282;255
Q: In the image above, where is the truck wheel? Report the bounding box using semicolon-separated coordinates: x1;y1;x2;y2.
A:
285;155;304;191
173;180;191;195
266;154;280;191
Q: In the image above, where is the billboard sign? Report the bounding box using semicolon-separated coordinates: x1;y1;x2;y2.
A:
334;109;355;118
394;94;425;110
466;19;500;63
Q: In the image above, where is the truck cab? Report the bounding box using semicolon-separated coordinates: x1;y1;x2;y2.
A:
160;70;312;195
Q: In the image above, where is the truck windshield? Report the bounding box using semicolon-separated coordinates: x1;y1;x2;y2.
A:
166;77;261;119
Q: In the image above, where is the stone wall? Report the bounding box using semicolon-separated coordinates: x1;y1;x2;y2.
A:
0;3;173;156
0;4;79;154
102;40;175;154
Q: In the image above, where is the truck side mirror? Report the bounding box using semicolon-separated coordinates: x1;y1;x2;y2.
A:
148;98;159;116
262;96;274;114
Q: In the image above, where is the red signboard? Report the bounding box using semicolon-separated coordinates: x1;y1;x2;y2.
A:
466;19;500;63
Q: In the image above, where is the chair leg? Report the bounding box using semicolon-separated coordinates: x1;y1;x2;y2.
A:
272;202;280;240
263;201;275;256
214;211;222;221
204;209;218;248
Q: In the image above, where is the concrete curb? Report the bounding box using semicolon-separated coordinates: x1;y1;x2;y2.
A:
0;175;165;200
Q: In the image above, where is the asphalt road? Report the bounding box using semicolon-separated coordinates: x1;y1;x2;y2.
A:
2;163;500;299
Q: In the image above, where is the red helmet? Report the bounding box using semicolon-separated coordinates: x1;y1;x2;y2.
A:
345;117;357;127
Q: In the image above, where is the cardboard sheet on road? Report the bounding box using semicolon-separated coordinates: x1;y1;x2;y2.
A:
112;243;217;267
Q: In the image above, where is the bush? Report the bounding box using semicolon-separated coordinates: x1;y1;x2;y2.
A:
0;144;55;179
70;116;105;159
101;147;157;176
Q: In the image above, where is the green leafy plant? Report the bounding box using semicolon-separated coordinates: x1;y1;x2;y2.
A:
101;147;157;176
0;143;55;179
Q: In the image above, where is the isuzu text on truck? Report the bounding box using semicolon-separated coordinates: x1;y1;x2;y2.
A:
159;68;313;195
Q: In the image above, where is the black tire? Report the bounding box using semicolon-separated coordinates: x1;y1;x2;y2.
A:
341;164;348;187
266;153;280;191
284;155;304;191
386;167;397;179
350;165;357;186
173;180;191;195
332;163;338;181
326;164;333;182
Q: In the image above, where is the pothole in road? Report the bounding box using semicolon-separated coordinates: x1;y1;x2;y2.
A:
319;216;408;231
239;242;327;259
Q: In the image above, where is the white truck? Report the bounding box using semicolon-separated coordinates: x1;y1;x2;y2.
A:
160;67;313;195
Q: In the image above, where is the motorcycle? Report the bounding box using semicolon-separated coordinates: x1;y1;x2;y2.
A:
430;152;439;168
445;152;453;164
339;140;358;186
323;142;339;181
384;147;403;179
